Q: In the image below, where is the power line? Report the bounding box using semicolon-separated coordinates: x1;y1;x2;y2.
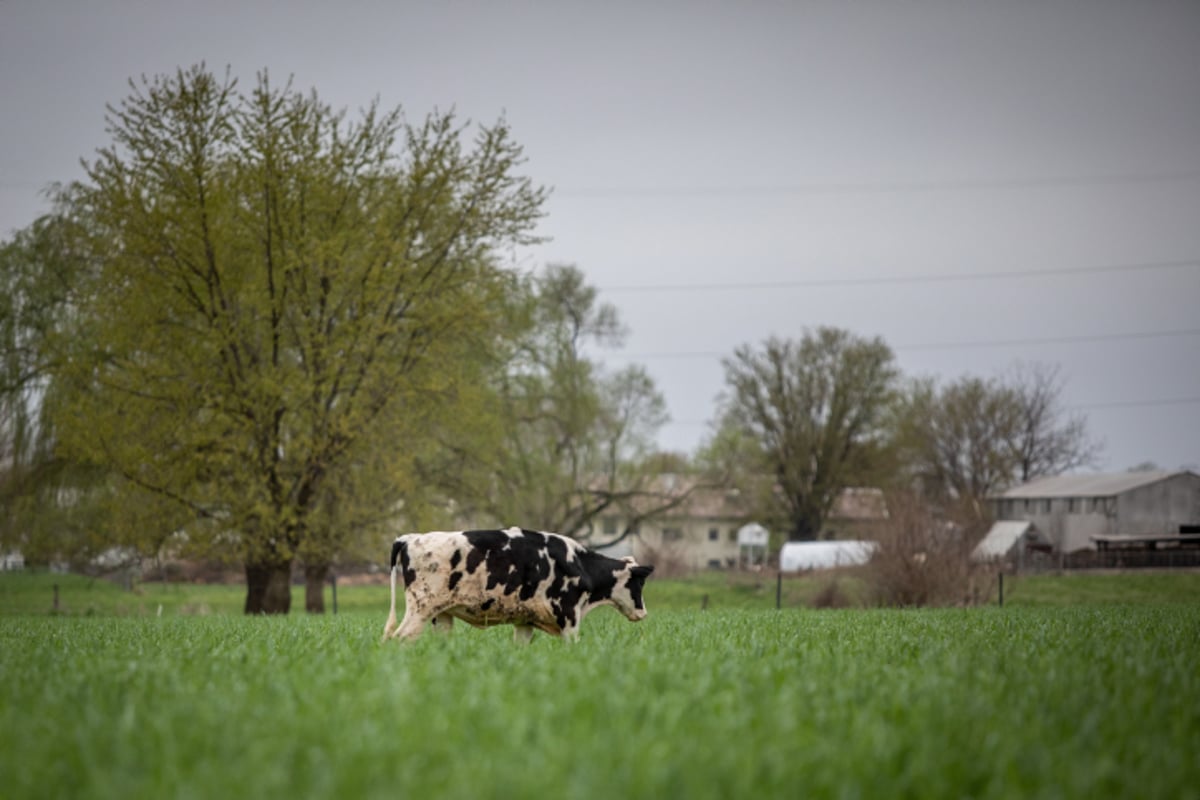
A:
601;327;1200;361
557;168;1200;199
662;396;1200;427
1075;396;1200;411
898;328;1200;352
598;258;1200;294
7;167;1198;194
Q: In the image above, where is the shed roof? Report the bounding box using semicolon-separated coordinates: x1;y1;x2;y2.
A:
999;470;1194;499
972;520;1036;560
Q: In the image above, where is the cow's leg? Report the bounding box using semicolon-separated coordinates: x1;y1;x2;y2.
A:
432;612;455;633
389;604;431;641
382;607;399;642
513;624;534;645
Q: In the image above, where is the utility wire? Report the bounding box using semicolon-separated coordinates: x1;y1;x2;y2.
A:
1076;396;1200;410
7;167;1198;194
663;396;1200;427
601;327;1200;361
599;258;1200;293
557;168;1200;198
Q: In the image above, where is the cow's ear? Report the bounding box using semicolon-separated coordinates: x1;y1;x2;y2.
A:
632;565;654;579
622;555;637;565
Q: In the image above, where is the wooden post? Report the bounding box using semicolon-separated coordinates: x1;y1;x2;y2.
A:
998;572;1004;607
776;570;782;610
53;584;59;612
330;572;338;615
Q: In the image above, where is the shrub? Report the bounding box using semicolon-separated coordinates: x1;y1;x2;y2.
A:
862;492;991;607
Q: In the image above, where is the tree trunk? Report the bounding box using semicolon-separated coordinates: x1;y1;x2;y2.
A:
244;560;293;614
304;562;329;614
790;511;821;541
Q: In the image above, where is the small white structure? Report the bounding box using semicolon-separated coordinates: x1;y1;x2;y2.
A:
972;520;1047;563
1;551;25;571
779;540;876;571
737;523;769;568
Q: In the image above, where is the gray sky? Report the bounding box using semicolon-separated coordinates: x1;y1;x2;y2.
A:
2;1;1198;472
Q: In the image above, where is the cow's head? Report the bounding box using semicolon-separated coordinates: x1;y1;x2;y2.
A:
611;557;655;621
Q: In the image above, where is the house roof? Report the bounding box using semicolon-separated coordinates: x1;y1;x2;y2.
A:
999;470;1194;499
972;520;1038;560
651;481;888;521
831;487;888;520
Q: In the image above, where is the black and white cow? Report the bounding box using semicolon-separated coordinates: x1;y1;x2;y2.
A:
382;527;654;643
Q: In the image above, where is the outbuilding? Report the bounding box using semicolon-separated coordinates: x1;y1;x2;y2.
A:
990;470;1200;553
779;540;876;571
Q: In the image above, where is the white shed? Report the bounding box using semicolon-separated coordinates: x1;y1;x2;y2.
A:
737;523;769;568
779;540;876;571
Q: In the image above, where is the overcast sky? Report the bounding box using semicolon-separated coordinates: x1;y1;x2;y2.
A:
2;1;1198;473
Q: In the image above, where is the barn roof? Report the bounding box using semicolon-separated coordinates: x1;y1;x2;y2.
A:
999;470;1194;499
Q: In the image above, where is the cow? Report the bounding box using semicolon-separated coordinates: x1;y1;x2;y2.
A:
381;526;654;644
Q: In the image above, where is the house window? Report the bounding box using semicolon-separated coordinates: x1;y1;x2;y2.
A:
662;528;683;543
708;528;719;542
1067;498;1077;513
1042;499;1052;514
728;529;737;542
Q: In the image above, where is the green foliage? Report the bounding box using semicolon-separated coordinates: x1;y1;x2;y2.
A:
0;215;94;559
1;600;1196;799
421;263;675;543
41;65;545;608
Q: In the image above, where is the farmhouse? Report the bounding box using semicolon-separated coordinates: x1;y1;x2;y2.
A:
591;476;888;571
984;470;1200;556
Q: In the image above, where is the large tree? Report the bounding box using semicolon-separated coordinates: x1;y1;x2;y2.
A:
898;376;1023;517
419;264;690;547
898;363;1100;519
49;65;545;612
0;214;105;565
710;328;898;541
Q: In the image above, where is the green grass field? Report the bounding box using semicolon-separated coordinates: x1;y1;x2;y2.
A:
2;572;1198;799
5;568;1200;618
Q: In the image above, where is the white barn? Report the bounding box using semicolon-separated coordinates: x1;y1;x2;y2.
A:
989;470;1200;553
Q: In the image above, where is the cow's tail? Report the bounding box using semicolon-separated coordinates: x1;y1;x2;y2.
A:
390;537;404;571
382;537;405;642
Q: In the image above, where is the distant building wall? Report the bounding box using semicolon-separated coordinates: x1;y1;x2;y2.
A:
1116;473;1200;536
993;471;1200;553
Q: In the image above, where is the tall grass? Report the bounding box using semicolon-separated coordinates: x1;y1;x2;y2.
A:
2;604;1197;799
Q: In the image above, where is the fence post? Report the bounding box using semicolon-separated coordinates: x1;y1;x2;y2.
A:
998;572;1004;607
776;570;782;610
330;572;338;615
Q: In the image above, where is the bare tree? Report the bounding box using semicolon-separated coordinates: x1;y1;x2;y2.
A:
1008;362;1101;482
900;375;1023;514
899;363;1101;521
